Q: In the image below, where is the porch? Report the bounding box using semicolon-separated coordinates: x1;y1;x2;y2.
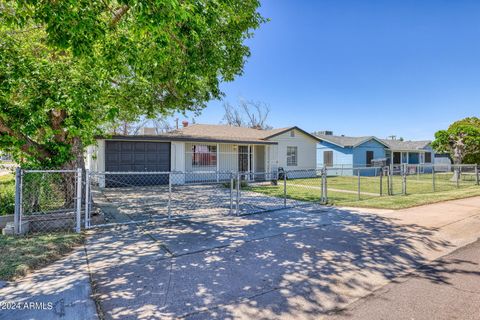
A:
177;142;278;183
388;150;433;165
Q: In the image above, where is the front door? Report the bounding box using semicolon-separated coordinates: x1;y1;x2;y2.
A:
366;151;374;167
238;146;250;172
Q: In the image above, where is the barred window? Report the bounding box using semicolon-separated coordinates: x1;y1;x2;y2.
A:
192;145;217;167
287;146;298;166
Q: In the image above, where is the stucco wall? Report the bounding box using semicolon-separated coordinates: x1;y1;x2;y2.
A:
86;139;105;172
268;129;317;171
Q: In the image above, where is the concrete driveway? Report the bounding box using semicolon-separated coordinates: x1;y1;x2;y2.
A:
84;197;480;319
91;184;286;225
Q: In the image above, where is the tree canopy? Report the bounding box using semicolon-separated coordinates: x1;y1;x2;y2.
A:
0;0;265;168
431;117;480;164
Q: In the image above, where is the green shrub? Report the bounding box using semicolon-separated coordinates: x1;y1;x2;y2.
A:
0;175;15;216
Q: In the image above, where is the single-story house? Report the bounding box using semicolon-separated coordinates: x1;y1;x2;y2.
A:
379;139;434;165
86;123;319;185
315;132;437;175
316;135;390;168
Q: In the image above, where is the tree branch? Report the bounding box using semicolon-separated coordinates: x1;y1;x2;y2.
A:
0;120;52;160
110;5;130;27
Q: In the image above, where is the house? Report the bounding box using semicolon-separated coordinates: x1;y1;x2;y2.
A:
380;139;434;166
86;123;319;186
315;132;436;175
316;134;390;175
316;135;390;168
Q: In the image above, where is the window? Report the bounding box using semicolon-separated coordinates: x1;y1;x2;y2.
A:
287;146;298;166
425;152;432;163
191;144;217;167
366;151;374;166
290;130;295;137
323;151;333;167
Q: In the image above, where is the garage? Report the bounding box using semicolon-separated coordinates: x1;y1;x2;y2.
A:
105;141;170;187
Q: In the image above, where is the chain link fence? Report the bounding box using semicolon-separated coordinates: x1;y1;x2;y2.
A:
10;168;82;235
6;164;480;234
86;171;236;227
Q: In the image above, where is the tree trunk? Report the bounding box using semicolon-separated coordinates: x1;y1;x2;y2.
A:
61;137;85;208
451;144;463;182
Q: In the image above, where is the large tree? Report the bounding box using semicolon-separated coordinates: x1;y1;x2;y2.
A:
431;117;480;180
0;0;265;169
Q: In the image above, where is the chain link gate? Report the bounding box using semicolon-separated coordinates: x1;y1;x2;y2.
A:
84;170;239;228
13;168;82;235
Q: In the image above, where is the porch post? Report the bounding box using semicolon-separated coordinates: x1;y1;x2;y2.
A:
247;145;251;180
216;143;219;182
252;145;255;174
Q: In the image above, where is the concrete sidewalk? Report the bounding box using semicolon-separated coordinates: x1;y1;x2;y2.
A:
0;248;98;320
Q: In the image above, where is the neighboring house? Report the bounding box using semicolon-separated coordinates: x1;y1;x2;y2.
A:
315;133;436;175
379;139;434;166
86;123;319;185
316;135;390;176
316;135;389;167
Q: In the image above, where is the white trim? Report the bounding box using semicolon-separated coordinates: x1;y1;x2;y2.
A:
352;137;390;148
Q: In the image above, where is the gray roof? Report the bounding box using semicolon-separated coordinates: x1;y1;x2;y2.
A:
316;134;432;151
315;134;388;148
102;124;319;145
380;139;431;151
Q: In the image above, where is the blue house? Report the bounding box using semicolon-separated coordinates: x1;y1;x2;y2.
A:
380;139;434;166
315;133;435;175
316;135;389;175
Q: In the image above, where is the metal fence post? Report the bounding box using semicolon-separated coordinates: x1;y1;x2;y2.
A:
320;169;324;203
357;169;361;200
402;164;407;195
230;173;234;214
323;166;328;203
283;170;287;208
14;168;22;235
85;169;90;229
236;172;240;215
379;168;383;196
476;165;479;186
432;164;436;192
76;168;82;233
389;166;393;196
168;172;172;221
456;165;460;188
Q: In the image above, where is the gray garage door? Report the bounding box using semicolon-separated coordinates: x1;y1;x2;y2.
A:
105;141;170;187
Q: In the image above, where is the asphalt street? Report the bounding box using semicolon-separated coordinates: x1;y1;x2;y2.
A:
330;239;480;320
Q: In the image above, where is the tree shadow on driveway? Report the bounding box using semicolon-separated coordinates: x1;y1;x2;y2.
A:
85;205;476;320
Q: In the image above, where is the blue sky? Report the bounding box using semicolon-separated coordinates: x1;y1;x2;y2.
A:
188;0;480;140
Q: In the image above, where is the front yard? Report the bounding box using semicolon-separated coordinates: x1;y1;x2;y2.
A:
0;232;84;280
247;175;480;209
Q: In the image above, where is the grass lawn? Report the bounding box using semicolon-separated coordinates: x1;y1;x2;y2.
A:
247;174;480;209
0;232;84;281
0;174;15;216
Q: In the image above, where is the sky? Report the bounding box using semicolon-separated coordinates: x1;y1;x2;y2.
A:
185;0;480;140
